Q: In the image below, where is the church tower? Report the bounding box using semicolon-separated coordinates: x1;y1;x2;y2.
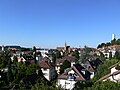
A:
64;42;67;51
112;34;116;40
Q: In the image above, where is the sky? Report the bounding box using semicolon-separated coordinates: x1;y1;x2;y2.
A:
0;0;120;48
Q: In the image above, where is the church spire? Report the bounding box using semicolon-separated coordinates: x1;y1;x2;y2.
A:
64;41;67;51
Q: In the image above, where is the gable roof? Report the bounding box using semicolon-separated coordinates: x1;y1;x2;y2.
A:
85;60;96;72
108;62;119;70
98;70;120;82
64;56;76;62
56;56;76;65
58;65;89;81
39;60;54;69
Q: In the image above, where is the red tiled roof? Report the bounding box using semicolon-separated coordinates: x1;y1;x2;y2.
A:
64;56;76;62
42;57;50;61
39;60;54;69
56;56;76;65
56;47;64;50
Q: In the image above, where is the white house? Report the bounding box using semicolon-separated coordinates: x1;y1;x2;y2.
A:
98;45;120;58
98;62;120;82
84;60;98;79
58;64;91;90
39;59;57;81
109;63;120;82
36;48;49;58
11;56;26;62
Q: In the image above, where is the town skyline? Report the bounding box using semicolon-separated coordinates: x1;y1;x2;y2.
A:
0;0;120;48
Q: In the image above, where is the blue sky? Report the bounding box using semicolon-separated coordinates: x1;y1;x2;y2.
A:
0;0;120;48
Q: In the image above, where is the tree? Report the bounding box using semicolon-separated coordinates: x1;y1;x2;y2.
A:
31;78;59;90
93;59;118;82
84;80;120;90
109;52;112;60
111;38;116;45
106;42;111;47
114;51;120;60
115;64;120;70
0;51;9;68
56;50;62;58
7;57;13;82
99;52;105;60
74;81;93;90
13;56;18;63
79;46;92;63
26;63;39;75
51;53;56;64
97;44;101;49
116;39;120;45
60;60;71;74
21;48;30;51
33;46;37;63
101;43;106;47
71;50;79;63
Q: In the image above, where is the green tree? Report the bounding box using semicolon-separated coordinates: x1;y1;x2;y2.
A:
93;59;118;82
21;47;30;51
74;81;93;90
13;56;18;63
116;39;120;45
56;50;62;58
84;80;120;90
52;53;56;64
7;57;13;82
60;60;71;74
0;52;9;68
99;52;105;60
79;46;92;63
111;38;116;45
115;64;120;70
33;46;37;63
109;52;112;60
31;78;59;90
106;42;111;47
26;63;39;75
114;51;120;60
71;50;79;63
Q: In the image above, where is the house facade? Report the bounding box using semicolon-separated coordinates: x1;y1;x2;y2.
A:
36;48;49;58
39;59;57;81
57;64;91;90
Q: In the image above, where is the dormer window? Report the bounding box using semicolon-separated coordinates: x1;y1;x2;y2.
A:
87;65;91;69
68;73;76;81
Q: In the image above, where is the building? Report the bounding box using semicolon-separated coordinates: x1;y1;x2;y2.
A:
36;48;49;58
11;55;35;63
83;59;103;79
112;34;116;40
98;62;120;82
57;64;91;90
39;58;57;81
84;61;96;79
56;55;76;74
